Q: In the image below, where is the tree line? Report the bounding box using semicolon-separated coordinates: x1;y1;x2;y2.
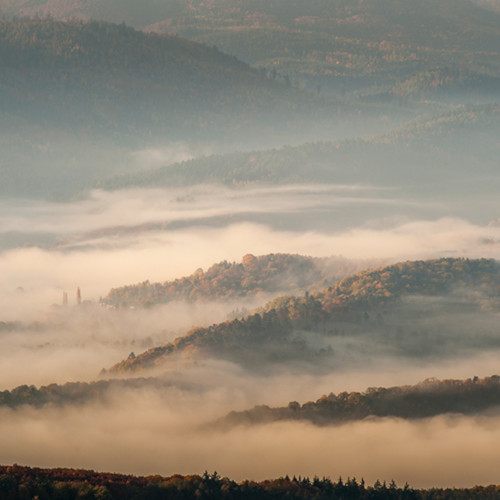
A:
2;465;500;499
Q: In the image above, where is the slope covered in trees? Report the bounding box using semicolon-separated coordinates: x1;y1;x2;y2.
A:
102;253;366;309
154;0;500;98
217;375;500;428
3;0;500;98
98;104;500;196
3;373;500;434
0;377;165;409
0;17;314;136
0;17;337;199
4;4;499;200
105;258;500;374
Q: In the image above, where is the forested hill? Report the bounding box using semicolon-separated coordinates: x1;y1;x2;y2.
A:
0;17;316;139
3;0;500;97
0;17;340;199
2;373;500;429
0;18;339;200
142;0;500;101
217;374;500;428
106;258;500;374
98;104;500;193
102;253;367;309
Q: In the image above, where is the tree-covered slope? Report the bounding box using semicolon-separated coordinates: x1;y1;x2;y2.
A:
217;374;500;427
0;17;318;138
0;377;165;409
102;253;366;309
157;0;500;96
0;18;335;199
3;0;500;97
98;104;500;193
2;372;500;429
105;258;500;375
392;67;500;101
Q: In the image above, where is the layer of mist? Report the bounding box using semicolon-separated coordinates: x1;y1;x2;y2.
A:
1;184;500;321
1;183;499;403
1;218;499;318
0;298;277;390
2;374;500;489
2;272;500;486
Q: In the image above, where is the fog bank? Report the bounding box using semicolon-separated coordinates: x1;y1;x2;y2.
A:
1;215;500;320
1;389;500;489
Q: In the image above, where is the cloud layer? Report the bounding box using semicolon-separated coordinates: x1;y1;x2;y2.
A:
1;213;499;320
1;385;500;488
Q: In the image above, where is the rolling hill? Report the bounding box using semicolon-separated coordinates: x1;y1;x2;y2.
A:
102;253;369;309
2;372;500;430
0;17;338;199
0;17;306;136
104;258;500;375
97;104;500;200
3;0;500;97
4;3;499;200
153;0;500;97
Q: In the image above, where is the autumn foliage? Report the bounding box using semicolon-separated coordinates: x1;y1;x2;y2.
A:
107;258;500;374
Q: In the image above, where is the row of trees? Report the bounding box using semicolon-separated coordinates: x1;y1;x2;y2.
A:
0;377;163;408
2;466;500;499
2;372;500;430
220;374;500;427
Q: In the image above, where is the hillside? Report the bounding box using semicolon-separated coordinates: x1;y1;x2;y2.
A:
0;18;337;199
3;0;500;97
4;5;499;200
0;18;308;135
217;374;500;427
98;104;500;198
4;372;500;424
105;258;500;375
102;253;367;309
392;68;500;101
155;0;500;97
0;378;163;409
